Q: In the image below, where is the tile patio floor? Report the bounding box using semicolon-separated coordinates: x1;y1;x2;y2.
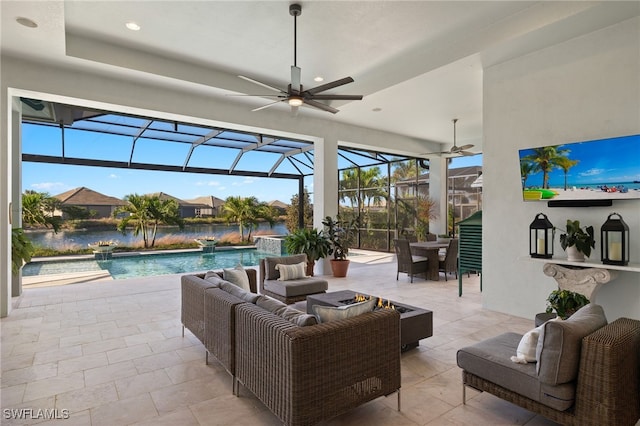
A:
1;251;560;425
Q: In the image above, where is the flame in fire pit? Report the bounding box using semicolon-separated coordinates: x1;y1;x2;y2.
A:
355;294;395;310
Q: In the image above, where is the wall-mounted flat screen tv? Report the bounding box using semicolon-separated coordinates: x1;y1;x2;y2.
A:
519;134;640;202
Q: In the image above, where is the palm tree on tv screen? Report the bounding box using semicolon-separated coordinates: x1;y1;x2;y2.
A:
522;146;570;189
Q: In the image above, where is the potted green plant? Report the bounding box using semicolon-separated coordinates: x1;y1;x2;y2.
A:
11;228;34;275
559;220;595;262
284;228;331;276
322;215;357;277
545;289;590;320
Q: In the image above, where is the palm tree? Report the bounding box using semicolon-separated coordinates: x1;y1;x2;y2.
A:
522;146;569;189
520;161;536;189
555;156;579;191
391;159;418;183
115;194;183;248
360;167;386;209
223;196;276;242
21;190;61;232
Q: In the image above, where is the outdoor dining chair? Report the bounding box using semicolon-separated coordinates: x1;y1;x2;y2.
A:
393;239;428;283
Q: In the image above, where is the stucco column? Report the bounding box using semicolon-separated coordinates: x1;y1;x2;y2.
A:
313;137;338;275
428;156;448;236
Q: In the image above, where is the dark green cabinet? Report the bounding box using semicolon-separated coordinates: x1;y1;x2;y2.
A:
457;210;482;296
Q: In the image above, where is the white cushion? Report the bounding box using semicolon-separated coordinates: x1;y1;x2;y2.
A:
222;264;251;291
275;261;307;281
511;316;562;364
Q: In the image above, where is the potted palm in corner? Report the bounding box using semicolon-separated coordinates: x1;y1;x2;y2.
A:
559;219;595;262
322;215;357;277
284;228;331;276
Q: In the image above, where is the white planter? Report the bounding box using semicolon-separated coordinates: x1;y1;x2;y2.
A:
565;246;585;262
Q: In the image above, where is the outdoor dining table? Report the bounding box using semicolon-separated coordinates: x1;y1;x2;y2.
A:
409;241;450;280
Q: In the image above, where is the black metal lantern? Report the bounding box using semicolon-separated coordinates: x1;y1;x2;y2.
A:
530;213;554;259
601;212;629;266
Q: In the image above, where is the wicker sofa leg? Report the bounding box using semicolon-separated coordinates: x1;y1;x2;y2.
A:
462;382;466;404
205;351;209;365
181;325;184;337
397;389;401;411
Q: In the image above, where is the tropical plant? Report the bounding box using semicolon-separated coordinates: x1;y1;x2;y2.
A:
223;196;275;242
11;228;35;274
545;289;590;320
322;215;357;261
559;219;596;257
21;190;62;232
520;161;536;189
284;228;331;261
285;188;313;232
114;194;184;248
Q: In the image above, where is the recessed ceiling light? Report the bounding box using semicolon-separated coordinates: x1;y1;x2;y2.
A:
125;21;141;31
314;76;324;82
372;107;382;112
16;17;38;28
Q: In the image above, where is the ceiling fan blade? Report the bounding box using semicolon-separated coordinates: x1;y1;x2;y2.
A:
457;143;474;151
309;94;363;101
305;77;354;95
238;75;285;93
303;99;340;114
291;66;301;93
459;150;475;156
251;100;285;112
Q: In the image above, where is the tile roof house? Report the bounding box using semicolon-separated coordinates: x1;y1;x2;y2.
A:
184;195;226;217
149;192;209;218
53;187;126;219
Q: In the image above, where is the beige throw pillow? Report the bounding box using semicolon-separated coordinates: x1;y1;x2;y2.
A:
223;264;251;291
536;303;607;385
275;262;307;281
313;297;377;323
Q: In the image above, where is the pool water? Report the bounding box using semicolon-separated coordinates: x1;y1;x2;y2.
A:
22;249;273;280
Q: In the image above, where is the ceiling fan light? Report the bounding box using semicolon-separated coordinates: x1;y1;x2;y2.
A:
288;97;303;107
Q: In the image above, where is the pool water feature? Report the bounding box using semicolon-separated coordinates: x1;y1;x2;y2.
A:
23;248;272;280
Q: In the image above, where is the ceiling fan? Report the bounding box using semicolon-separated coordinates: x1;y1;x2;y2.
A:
237;3;363;114
423;118;475;156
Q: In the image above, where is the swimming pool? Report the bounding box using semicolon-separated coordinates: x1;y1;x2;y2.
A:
22;248;273;280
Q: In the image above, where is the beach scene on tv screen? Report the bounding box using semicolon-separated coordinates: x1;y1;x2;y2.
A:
519;134;640;201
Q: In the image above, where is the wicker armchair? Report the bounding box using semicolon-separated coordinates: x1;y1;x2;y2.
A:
459;318;640;426
394;238;428;282
234;303;402;426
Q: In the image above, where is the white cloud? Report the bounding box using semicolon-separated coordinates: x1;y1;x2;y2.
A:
195;180;222;187
30;182;67;191
108;174;119;179
579;168;605;177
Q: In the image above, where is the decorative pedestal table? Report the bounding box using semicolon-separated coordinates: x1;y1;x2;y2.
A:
542;263;618;301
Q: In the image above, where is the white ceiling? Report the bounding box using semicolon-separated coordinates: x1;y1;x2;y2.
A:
2;1;638;154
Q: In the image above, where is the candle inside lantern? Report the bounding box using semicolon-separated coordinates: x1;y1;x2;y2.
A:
537;238;546;255
609;242;622;261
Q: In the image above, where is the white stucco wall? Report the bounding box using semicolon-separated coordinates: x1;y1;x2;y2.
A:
483;17;640;321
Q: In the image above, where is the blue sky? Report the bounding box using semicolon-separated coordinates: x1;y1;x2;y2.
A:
21;122;482;202
519;134;640;187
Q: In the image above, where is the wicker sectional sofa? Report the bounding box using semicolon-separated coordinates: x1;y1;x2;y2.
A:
181;270;401;426
457;304;640;426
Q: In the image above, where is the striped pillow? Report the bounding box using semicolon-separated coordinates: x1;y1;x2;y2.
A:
275;261;307;281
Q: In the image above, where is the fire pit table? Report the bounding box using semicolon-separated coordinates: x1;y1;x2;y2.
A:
306;290;433;351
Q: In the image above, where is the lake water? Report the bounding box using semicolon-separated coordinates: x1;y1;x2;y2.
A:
26;222;288;250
